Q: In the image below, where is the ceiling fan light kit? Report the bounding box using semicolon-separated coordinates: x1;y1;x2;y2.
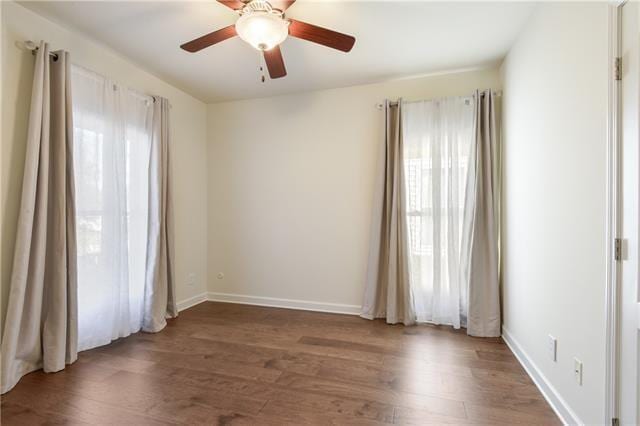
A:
180;0;356;79
235;7;289;51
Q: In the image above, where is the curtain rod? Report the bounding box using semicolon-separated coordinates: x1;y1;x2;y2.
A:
377;91;503;109
20;41;173;109
20;40;59;60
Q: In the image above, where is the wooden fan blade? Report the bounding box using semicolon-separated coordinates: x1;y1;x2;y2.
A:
263;46;287;79
288;19;355;52
181;25;237;52
270;0;296;11
216;0;245;10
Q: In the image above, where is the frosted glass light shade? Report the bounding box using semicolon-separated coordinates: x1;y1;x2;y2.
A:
235;12;289;51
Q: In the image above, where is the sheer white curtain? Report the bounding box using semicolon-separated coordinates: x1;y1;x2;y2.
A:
71;66;152;351
402;98;474;328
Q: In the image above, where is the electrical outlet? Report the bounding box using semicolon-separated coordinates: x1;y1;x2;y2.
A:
186;273;196;287
574;358;583;385
547;335;557;362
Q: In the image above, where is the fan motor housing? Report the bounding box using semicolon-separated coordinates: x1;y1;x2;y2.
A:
242;0;278;15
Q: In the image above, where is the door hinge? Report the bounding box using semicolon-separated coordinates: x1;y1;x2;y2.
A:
615;57;622;81
614;238;622;261
612;417;619;426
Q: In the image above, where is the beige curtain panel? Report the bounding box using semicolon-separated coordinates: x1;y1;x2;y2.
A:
1;42;78;394
465;90;501;337
142;97;178;332
362;91;501;336
361;100;416;325
1;43;178;393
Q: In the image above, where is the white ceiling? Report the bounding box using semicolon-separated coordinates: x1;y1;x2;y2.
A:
21;1;535;103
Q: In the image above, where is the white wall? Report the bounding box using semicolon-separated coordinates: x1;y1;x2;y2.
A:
500;3;608;424
207;68;501;311
1;1;209;327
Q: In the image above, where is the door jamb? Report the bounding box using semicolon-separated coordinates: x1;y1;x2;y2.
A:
605;2;624;424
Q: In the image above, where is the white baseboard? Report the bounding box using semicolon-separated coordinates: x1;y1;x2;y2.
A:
176;292;208;312
206;291;362;315
501;326;582;426
176;291;362;316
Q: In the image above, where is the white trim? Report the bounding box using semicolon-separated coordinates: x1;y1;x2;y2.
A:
502;327;582;426
605;2;623;424
206;292;362;315
176;292;208;312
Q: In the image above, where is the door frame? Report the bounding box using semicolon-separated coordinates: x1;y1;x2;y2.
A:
605;2;623;425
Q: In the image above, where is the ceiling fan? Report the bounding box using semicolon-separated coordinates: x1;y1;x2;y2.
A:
180;0;356;79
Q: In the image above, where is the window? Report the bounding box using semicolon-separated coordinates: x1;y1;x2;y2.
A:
402;98;474;326
72;65;153;351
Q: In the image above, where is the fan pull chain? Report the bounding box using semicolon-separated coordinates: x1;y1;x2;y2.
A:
257;50;266;83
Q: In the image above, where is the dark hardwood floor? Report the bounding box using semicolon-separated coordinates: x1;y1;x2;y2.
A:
1;302;559;425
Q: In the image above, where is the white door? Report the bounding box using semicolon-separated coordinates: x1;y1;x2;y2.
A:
619;2;640;424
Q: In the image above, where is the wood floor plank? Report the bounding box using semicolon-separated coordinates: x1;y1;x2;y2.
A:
44;369;258;423
93;342;284;382
190;326;386;364
463;403;562;425
382;355;475;378
78;349;158;373
259;399;392;425
262;391;396;423
1;401;83;426
393;406;479;425
1;301;558;425
102;370;268;415
124;333;325;376
136;363;279;399
476;349;519;362
3;384;171;425
469;366;532;384
299;336;402;356
275;371;468;419
134;360;397;423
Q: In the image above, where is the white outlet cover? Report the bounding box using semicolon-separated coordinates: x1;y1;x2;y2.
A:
186;273;196;286
574;358;583;385
547;335;557;362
